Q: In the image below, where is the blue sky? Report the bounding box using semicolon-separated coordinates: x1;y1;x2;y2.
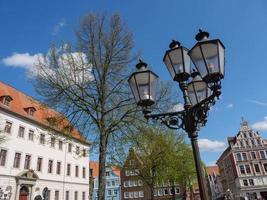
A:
1;0;267;165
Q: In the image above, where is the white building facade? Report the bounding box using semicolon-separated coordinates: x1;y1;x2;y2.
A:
0;81;90;200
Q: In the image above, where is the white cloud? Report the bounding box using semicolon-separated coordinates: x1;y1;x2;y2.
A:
2;53;41;70
198;138;226;152
248;99;267;106
172;103;184;112
252;116;267;131
52;19;66;35
226;103;233;109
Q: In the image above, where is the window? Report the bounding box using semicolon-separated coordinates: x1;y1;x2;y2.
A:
28;108;35;116
58;140;63;150
260;151;266;159
108;190;112;196
50;137;55;147
48;160;53;173
164;189;169;195
82;192;85;200
258;139;262;145
56;161;61;175
236;153;242;161
18;126;25;138
105;171;110;176
243;133;247;138
138;180;143;186
242;153;247;161
13;152;21;168
251;152;256;159
74;191;78;200
65;191;69;200
112;180;115;186
139;191;144;197
263;163;267;172
251;139;255;146
0;149;7;166
67;164;71;176
3;96;12;106
249;132;253;138
129;192;133;198
175;188;180;194
245;165;251;174
254;164;260;173
107;181;111;187
4;121;12;134
82;149;86;157
134;191;138;198
28;130;34;141
37;157;43;171
24;155;31;169
124;181;129;187
75;165;79;177
76;146;80;155
240;165;245;174
158;189;163;196
68;143;72;153
40;134;45;144
83;167;86;178
124;192;129;199
55;190;59;200
114;190;118;195
249;179;254;186
243;179;248;186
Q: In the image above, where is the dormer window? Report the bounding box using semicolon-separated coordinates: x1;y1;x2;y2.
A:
24;107;36;116
1;95;13;107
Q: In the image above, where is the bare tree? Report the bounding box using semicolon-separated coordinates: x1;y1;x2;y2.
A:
32;13;142;200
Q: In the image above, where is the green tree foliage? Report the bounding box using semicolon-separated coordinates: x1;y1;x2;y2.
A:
124;126;197;200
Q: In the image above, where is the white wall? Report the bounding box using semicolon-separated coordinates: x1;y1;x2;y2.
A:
0;110;90;200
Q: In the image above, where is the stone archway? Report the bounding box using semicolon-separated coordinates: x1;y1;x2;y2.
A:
19;186;29;200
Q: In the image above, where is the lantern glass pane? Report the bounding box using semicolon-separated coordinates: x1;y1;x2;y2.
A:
182;49;191;74
168;48;184;76
135;72;150;101
149;73;158;102
188;80;208;105
218;42;225;76
190;46;208;78
201;43;219;76
128;75;140;103
163;54;176;80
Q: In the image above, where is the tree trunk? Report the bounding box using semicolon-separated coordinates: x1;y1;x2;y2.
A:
97;131;108;200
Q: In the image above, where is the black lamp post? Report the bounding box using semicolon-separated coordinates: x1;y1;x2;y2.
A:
128;30;225;200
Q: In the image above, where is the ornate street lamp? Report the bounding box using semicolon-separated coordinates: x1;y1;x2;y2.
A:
128;30;225;200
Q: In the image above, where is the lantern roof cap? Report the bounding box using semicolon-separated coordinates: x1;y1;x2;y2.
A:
195;29;210;41
136;59;147;69
169;40;181;49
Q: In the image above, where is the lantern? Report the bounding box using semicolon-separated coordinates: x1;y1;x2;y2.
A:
128;60;158;107
188;30;225;83
163;40;191;82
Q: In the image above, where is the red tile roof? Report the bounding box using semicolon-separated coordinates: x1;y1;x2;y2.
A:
89;161;100;178
206;165;220;176
0;81;89;145
89;161;121;178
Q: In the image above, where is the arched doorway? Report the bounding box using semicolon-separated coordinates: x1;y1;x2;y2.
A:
19;186;29;200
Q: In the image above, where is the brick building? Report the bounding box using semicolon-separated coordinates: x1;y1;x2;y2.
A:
217;119;267;199
121;148;181;200
206;165;224;200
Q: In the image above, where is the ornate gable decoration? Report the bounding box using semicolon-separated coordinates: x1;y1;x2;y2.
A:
16;169;39;180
